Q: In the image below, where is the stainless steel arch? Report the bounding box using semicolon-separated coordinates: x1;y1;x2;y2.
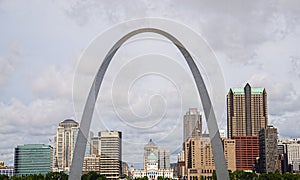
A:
69;28;229;180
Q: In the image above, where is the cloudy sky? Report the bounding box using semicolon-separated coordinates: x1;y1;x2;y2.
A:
1;0;300;168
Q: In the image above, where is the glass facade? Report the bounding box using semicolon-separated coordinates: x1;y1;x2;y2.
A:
14;144;53;176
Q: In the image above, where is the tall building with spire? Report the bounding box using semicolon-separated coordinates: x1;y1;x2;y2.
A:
227;83;268;138
183;108;202;141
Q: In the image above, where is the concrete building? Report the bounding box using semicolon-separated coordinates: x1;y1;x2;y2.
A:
259;125;278;173
14;144;53;176
82;155;101;174
183;108;202;142
99;131;122;179
227;83;268;138
144;139;159;169
234;136;259;170
184;137;236;179
158;149;170;170
53;119;79;173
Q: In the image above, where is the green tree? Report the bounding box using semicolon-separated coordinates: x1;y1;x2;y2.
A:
0;174;9;180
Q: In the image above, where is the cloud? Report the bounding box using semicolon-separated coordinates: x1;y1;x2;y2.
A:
31;65;73;99
0;97;74;166
0;43;25;88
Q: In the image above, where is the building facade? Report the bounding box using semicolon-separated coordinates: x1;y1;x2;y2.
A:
144;139;159;169
134;152;173;180
234;136;259;170
99;131;122;179
279;139;300;172
14;144;53;176
183;108;202;142
184;137;236;179
82;155;101;174
259;125;278;173
158;149;170;170
227;83;268;138
53;119;79;173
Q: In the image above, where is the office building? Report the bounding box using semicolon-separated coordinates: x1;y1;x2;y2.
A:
183;108;202;141
158;149;170;169
227;83;268;138
144;139;158;169
259;125;278;173
99;131;122;179
184;137;236;179
234;136;259;170
53;119;79;173
82;155;101;174
278;139;300;172
14;144;53;176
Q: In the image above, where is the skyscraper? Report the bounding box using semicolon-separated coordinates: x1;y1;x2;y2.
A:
259;125;278;173
14;144;53;176
227;83;268;138
99;131;122;179
144;139;158;169
184;137;236;179
54;119;79;173
183;108;202;141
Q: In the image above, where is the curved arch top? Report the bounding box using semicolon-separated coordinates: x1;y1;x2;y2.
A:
69;28;229;180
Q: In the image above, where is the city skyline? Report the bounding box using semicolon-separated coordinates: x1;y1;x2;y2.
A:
1;0;300;169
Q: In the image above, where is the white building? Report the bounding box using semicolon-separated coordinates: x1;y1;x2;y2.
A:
134;153;173;180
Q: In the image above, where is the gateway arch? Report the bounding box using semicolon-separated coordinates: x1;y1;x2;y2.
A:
69;28;229;180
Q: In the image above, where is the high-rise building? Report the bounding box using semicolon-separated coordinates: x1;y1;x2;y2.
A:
54;119;79;173
183;108;202;141
158;149;170;169
227;83;268;138
14;144;53;176
234;136;259;170
99;131;122;179
259;125;278;173
184;137;236;179
144;139;158;169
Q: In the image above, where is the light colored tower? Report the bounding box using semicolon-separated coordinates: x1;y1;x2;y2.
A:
144;139;159;169
54;119;79;173
227;83;268;138
183;108;202;142
99;131;122;179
